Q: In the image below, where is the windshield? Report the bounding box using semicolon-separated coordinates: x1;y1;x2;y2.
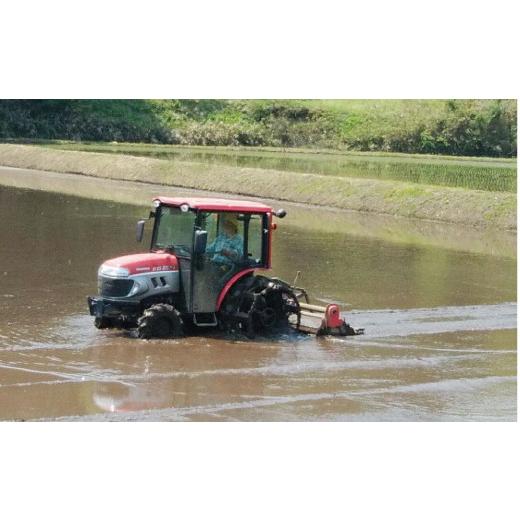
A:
152;207;195;255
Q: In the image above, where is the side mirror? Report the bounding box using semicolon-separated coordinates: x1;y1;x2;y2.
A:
136;220;146;242
274;209;287;218
194;230;208;254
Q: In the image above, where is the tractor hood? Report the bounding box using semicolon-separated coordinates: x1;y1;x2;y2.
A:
100;253;179;277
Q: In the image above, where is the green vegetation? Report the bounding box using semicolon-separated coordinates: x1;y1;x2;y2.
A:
1;101;515;230
40;141;517;192
0;99;516;157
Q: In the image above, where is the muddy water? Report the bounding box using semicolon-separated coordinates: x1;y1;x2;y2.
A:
0;180;516;421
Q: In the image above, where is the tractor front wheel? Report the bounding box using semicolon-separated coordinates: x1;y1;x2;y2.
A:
137;303;184;339
94;317;114;329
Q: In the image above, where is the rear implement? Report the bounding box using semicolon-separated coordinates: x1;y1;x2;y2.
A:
290;282;364;336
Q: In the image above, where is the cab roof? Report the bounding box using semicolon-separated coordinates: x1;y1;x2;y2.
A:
154;196;273;213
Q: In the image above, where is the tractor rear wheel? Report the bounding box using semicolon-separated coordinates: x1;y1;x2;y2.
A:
219;275;300;338
137;303;184;339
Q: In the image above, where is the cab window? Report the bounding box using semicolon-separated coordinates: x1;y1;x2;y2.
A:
198;211;267;267
247;214;264;265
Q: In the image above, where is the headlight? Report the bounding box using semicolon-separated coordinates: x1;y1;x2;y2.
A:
180;203;190;213
98;265;130;278
128;280;147;297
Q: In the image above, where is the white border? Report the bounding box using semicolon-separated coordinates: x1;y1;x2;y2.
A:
2;423;519;519
1;1;518;98
1;1;518;519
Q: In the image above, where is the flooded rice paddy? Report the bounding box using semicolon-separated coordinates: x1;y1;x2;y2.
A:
0;167;516;421
45;143;517;192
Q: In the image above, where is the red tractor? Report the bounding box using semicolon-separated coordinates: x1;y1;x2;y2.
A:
88;196;363;339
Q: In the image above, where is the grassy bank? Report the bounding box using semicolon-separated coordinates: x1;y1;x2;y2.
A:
0;99;516;157
41;141;517;193
0;144;515;230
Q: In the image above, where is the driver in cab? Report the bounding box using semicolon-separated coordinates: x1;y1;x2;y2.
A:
206;217;243;270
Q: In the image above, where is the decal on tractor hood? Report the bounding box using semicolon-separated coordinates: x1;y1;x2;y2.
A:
102;253;179;276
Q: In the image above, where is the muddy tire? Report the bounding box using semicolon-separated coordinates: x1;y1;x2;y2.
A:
94;317;114;329
219;275;300;338
137;303;184;339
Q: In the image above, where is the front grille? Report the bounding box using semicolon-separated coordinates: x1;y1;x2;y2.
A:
98;276;134;297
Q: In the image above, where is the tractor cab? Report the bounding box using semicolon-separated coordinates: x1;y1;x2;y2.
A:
148;197;272;316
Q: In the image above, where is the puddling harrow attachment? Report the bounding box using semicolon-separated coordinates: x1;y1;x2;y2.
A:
289;283;364;336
